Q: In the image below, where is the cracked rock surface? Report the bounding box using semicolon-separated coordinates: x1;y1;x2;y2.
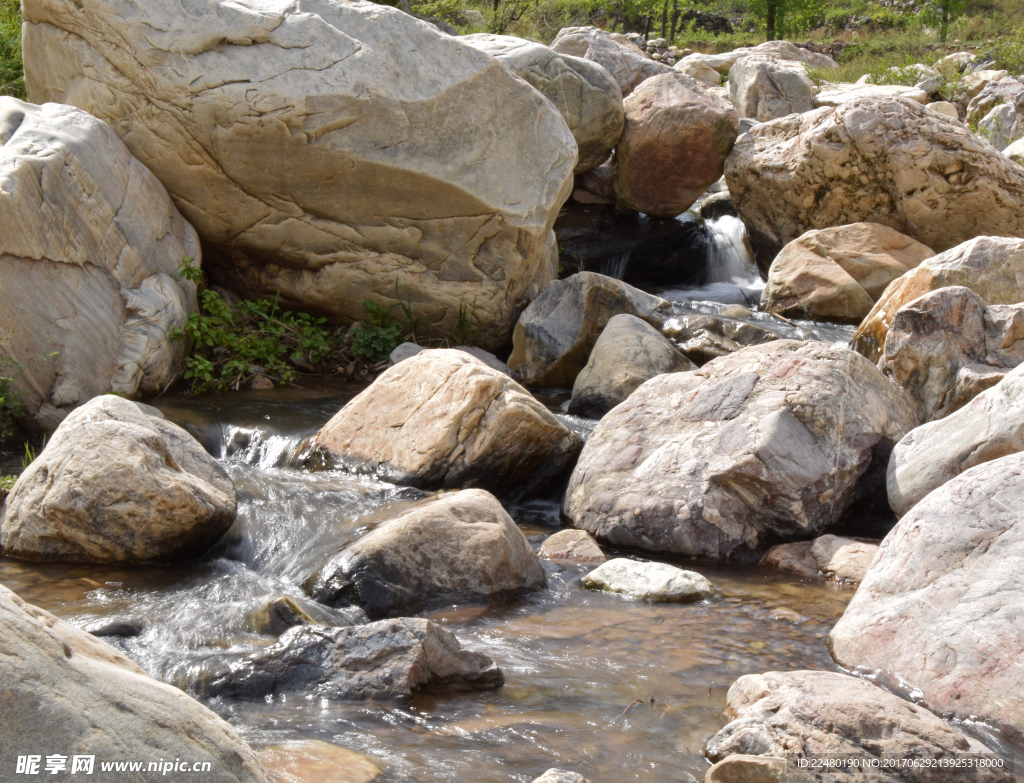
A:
0;98;199;431
23;0;576;351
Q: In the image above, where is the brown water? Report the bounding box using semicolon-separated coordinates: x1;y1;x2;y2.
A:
0;384;1018;782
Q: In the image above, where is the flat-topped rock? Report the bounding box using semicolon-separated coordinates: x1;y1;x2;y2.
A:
582;558;714;602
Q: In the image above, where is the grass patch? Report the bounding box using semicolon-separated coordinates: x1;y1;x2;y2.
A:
1;0;23;99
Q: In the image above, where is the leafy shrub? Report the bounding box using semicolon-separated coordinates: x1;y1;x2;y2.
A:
0;0;23;98
0;474;14;492
349;301;403;363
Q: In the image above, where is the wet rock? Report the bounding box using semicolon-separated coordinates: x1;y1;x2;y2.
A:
887;363;1024;516
725;97;1024;266
812;83;929;107
256;741;382;783
462;34;624;173
760;223;933;324
1;395;237;564
729;56;815;122
582;558;714;602
206;618;504;703
550;26;672;97
308;489;545;617
704;670;1007;782
614;73;739;218
564;341;918;561
303;350;581;496
569;314;695;418
660;313;783;367
0;98;198;432
830;452;1024;738
85;620;144;639
24;0;575;352
507;273;672;388
760;535;878;582
0;584;268;782
250;595;367;636
878;286;1024;421
700;192;737;221
388;342;516;378
704;755;790;783
538;529;606;563
533;771;592;783
854;236;1024;362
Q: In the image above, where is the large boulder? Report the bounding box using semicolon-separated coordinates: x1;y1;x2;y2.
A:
760;535;878;582
302;350;581;495
1;395;237;564
853;236;1024;362
461;34;624;173
507;273;672;388
614;72;739;217
307;489;545;616
704;670;1008;782
0;98;198;432
569;313;695;418
729;56;815;122
0;584;268;782
680;41;836;76
966;75;1024;147
725;97;1024;265
830;451;1024;737
563;340;918;561
674;54;721;85
760;223;933;324
206;618;503;703
878;287;1024;422
887;363;1024;516
812;82;929;107
550;26;672;97
23;0;577;352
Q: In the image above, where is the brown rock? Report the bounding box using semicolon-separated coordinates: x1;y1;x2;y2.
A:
257;741;381;783
661;312;784;366
760;223;933;324
704;755;789;783
538;529;606;563
614;72;739;218
760;535;878;582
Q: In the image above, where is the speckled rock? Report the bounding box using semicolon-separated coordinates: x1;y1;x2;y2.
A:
582;558;714;602
830;452;1024;737
550;26;672;97
564;340;918;561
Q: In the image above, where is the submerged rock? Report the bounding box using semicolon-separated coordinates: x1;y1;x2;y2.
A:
564;341;918;561
206;618;504;703
532;771;592;783
24;0;576;351
760;223;933;324
887;363;1024;516
853;236;1024;362
830;452;1024;737
704;670;1008;782
725;97;1024;264
308;489;545;617
569;314;695;419
507;273;672;388
0;98;198;431
1;395;236;564
760;535;877;582
0;584;268;782
249;595;367;636
614;72;739;218
582;558;714;602
303;350;581;496
538;529;606;563
256;741;381;783
550;26;672;97
462;34;624;173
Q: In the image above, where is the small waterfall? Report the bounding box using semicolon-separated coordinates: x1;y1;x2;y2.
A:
599;250;631;280
705;215;759;284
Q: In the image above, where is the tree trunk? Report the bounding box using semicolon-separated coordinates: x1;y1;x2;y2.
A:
661;0;668;38
766;1;777;40
941;0;950;42
670;0;679;42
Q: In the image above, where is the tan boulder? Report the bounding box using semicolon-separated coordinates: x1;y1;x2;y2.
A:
23;0;576;351
812;82;929;107
569;313;695;418
729;56;815;122
760;223;934;324
1;395;236;564
830;452;1024;737
538;529;606;563
461;34;624;173
853;236;1024;362
0;584;267;782
256;741;381;783
674;54;722;84
0;98;198;432
683;41;837;76
307;489;545;616
725;97;1024;265
614;72;739;217
302;350;581;495
760;535;878;582
550;26;672;97
704;756;790;783
507;273;672;388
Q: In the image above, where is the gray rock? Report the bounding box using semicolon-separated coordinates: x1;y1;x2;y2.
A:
887;362;1024;516
0;584;267;782
582;558;714;602
461;34;624;173
564;341;918;561
388;342;517;378
830;452;1024;737
737;117;760;134
309;489;545;617
507;273;672;389
966;75;1024;146
1;395;236;564
661;312;784;366
550;26;672;97
569;314;695;418
206;618;504;703
699;192;737;221
729;55;815;122
705;670;1008;782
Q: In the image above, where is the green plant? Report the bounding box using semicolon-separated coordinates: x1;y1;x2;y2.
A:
0;0;22;98
453;298;479;346
0;474;15;492
21;436;44;470
349;301;403;363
